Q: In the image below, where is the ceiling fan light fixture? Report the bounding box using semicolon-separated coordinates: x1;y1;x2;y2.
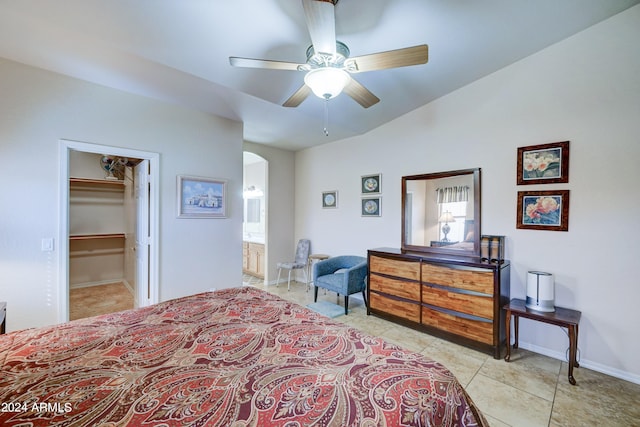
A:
304;67;351;100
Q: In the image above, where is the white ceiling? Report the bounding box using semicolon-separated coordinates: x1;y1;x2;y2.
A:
0;0;637;151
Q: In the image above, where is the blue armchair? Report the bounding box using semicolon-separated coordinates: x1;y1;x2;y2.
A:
312;255;368;315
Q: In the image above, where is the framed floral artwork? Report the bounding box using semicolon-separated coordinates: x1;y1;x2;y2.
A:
517;141;569;185
322;191;338;208
361;197;381;217
517;190;569;231
177;175;227;218
361;174;381;194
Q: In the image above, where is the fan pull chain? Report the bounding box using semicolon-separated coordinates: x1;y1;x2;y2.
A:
323;97;330;136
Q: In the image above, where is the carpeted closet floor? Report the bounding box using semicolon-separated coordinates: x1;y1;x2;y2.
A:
69;282;134;320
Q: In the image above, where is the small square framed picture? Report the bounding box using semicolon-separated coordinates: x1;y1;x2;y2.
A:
322;191;338;208
361;174;381;194
361;197;381;217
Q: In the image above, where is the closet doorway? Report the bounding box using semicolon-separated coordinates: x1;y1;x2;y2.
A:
59;140;159;323
242;152;267;287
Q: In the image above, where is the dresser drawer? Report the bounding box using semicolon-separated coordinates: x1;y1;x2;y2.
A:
421;306;493;345
370;255;420;281
422;263;494;295
370;274;420;302
422;286;494;320
370;293;421;323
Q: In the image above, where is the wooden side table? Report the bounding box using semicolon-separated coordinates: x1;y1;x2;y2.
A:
0;301;6;334
504;298;581;385
307;254;330;291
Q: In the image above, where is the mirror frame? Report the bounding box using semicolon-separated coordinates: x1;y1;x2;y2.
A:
401;168;481;257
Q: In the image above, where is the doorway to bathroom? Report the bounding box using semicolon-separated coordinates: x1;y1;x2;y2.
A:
242;151;267;287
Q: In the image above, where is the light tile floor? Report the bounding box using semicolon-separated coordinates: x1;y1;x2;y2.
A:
244;274;640;427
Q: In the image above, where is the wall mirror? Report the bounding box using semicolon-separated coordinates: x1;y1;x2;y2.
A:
245;198;261;223
402;168;481;257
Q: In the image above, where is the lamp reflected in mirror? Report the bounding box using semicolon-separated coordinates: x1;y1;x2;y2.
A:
438;211;455;242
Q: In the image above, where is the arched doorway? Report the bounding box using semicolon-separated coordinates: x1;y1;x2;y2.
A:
242;152;268;287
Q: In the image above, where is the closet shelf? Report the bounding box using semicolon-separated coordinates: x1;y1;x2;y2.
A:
69;177;124;189
69;233;126;241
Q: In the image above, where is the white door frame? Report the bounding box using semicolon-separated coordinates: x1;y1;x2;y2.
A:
58;139;160;323
134;159;151;307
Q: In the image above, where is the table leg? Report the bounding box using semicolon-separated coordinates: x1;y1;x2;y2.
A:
574;323;580;368
513;314;519;349
505;309;512;362
568;325;578;385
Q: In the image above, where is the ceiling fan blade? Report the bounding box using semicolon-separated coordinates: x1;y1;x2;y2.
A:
343;78;379;108
346;44;428;73
302;0;337;55
283;84;312;108
229;57;305;71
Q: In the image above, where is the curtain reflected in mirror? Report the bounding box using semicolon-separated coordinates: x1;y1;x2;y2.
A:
402;168;481;256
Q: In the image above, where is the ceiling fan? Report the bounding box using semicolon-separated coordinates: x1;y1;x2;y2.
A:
229;0;429;109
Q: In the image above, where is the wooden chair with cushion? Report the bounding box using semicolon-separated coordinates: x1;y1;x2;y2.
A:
276;239;311;291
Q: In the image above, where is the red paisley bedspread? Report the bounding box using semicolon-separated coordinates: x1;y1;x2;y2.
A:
0;287;487;426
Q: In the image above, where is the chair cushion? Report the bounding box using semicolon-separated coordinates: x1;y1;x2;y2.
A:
315;273;345;293
277;262;306;269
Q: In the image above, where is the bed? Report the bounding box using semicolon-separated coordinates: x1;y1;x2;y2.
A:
0;287;487;426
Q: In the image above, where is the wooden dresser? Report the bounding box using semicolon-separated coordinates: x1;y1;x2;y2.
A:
367;247;510;359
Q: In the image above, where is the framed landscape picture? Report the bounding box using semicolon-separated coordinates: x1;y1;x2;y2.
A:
177;175;227;218
517;190;569;231
517;141;569;185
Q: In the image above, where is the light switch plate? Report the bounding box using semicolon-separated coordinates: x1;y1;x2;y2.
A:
41;238;54;252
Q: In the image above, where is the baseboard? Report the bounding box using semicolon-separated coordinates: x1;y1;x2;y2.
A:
70;279;135;297
70;279;125;290
517;341;640;385
121;279;134;296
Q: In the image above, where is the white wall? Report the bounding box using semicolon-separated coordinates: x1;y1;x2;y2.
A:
295;6;640;383
0;57;244;331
